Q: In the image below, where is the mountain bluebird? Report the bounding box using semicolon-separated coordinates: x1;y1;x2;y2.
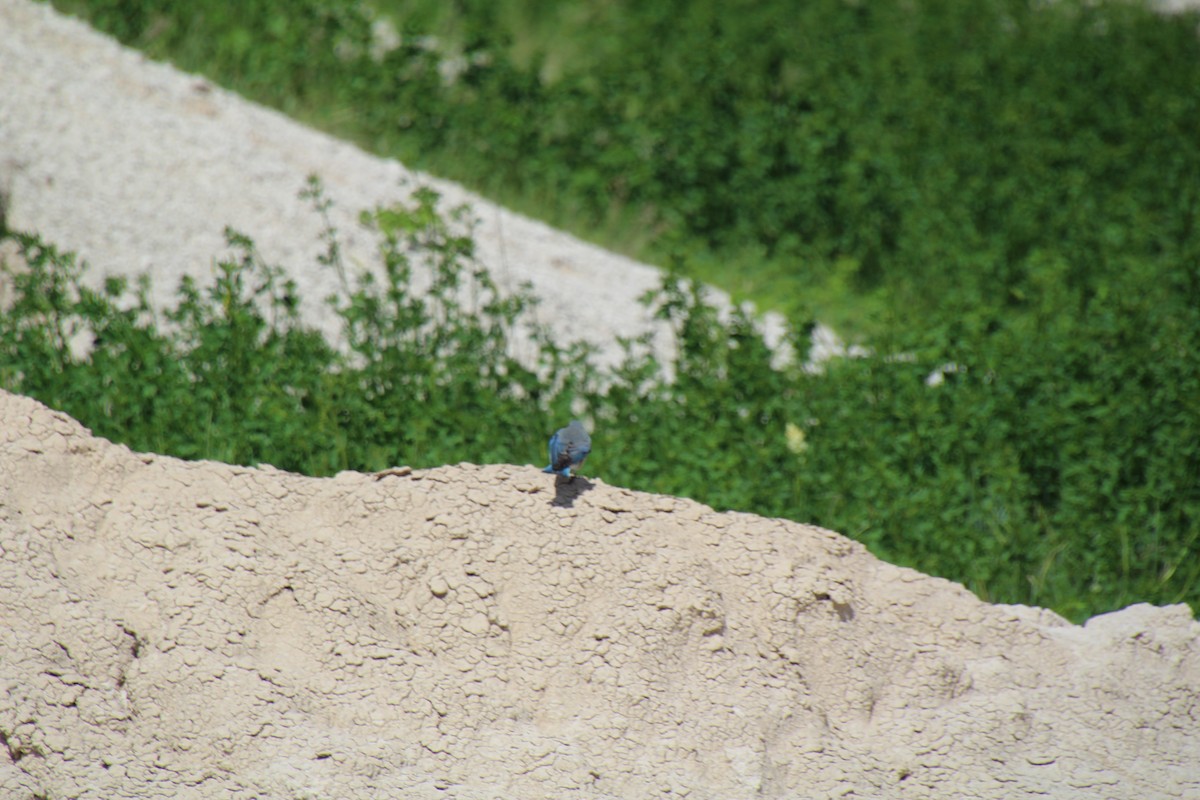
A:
543;420;591;480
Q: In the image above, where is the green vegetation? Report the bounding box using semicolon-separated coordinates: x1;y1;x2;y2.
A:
2;182;1197;621
11;0;1200;619
46;0;1200;332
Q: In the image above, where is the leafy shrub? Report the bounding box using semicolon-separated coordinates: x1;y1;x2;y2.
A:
0;183;574;473
3;188;1196;621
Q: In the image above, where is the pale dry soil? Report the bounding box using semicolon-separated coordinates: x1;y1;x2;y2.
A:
1;390;1198;799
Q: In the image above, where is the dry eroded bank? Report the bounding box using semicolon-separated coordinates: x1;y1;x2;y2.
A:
1;389;1197;799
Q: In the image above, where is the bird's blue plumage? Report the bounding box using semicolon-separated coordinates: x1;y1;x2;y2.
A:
543;420;591;479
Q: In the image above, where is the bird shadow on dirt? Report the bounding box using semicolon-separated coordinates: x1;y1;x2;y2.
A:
551;476;594;508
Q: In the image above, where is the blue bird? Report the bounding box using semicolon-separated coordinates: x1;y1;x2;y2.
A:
543;420;591;480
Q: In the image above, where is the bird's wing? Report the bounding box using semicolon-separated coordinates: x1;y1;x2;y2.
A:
563;437;590;466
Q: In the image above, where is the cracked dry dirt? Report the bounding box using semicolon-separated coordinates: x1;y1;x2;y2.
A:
1;390;1198;799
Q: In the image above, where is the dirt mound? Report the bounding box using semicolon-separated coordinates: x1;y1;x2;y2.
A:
1;390;1197;799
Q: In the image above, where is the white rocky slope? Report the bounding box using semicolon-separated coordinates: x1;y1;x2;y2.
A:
1;389;1198;799
0;0;815;370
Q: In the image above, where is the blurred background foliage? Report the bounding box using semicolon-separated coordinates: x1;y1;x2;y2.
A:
8;0;1200;620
